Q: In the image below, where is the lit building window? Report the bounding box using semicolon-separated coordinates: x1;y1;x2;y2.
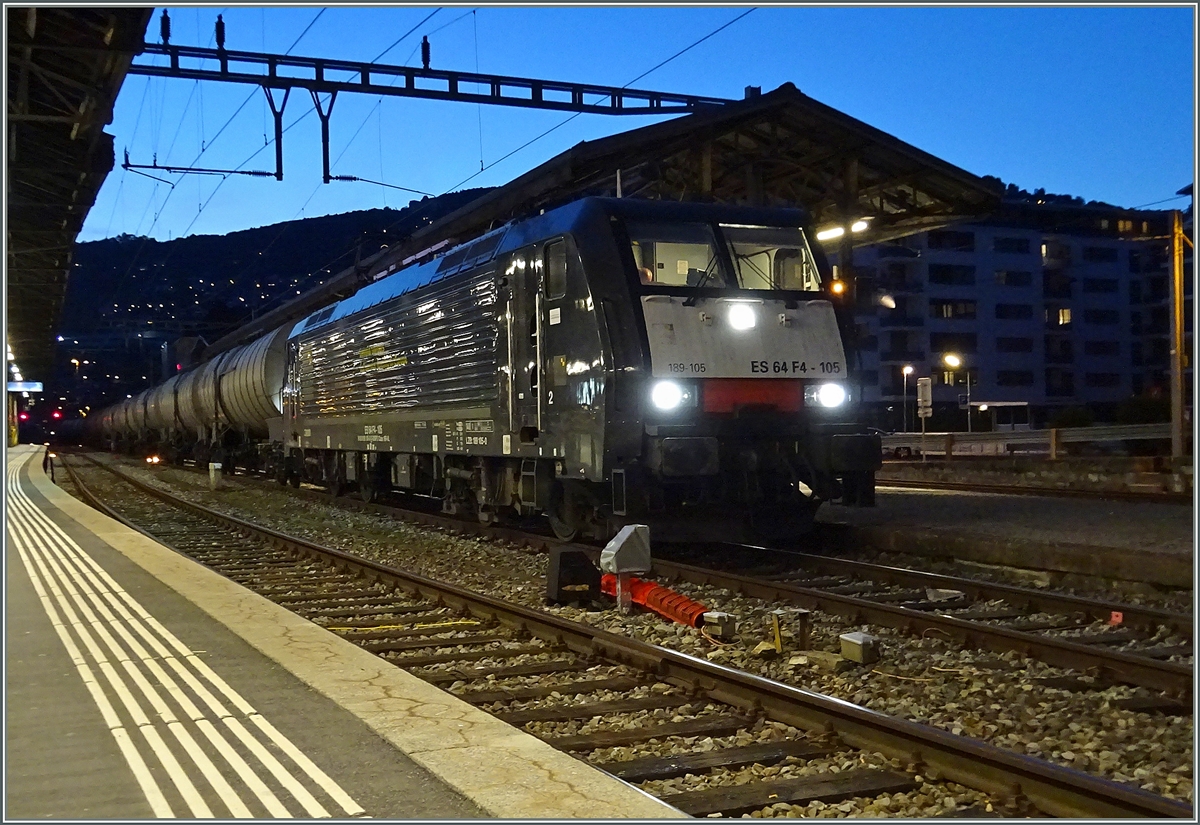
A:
1058;308;1072;325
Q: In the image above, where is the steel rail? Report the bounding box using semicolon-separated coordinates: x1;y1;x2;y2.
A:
713;543;1193;638
65;455;1193;818
648;557;1192;697
875;477;1191;505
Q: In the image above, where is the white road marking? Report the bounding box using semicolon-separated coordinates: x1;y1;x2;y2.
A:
7;453;366;818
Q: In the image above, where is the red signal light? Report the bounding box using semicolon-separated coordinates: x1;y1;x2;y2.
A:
51;411;62;419
18;412;28;421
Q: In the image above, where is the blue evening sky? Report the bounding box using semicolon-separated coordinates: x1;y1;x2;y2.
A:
79;5;1195;242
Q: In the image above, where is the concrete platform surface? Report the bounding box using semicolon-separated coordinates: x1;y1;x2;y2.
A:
818;486;1194;587
6;445;683;819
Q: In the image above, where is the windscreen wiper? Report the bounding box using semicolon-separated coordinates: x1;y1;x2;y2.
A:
683;256;722;305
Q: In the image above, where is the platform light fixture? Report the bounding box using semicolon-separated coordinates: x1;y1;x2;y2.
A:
815;218;872;243
942;353;971;432
902;365;914;433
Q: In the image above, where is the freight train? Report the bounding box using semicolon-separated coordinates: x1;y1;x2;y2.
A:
90;197;881;541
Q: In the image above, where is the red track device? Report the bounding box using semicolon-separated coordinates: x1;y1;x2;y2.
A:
600;574;708;628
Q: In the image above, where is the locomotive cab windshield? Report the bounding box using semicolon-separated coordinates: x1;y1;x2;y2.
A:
627;221;823;292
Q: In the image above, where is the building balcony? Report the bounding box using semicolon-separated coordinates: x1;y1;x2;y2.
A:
879;350;926;362
879;278;924;294
878;315;925;328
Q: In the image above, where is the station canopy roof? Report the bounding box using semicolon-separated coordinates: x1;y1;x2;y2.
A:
5;8;151;380
416;82;1004;250
210;81;1004;354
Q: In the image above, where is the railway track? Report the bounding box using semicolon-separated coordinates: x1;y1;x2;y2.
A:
648;543;1193;701
874;477;1192;506
60;454;1192;818
125;453;1193;699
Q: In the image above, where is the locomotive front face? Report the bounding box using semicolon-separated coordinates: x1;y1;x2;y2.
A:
609;211;881;536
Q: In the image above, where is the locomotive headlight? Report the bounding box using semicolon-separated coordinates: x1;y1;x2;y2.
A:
650;380;697;411
806;382;847;408
651;380;685;410
727;303;757;331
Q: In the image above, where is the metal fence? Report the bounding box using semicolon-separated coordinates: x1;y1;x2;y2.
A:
882;423;1171;458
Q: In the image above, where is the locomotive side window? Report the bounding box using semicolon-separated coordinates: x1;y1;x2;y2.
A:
545;240;567;299
627;222;726;287
721;225;823;291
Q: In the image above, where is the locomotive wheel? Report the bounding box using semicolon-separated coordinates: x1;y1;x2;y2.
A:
324;454;345;498
359;474;377;503
547;483;579;541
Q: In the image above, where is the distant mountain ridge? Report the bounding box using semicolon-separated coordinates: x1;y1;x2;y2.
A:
60;188;492;338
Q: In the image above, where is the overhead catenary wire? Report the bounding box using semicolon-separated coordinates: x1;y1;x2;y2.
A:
1130;194;1191;210
193;7;451;298
437;7;756;196
186;7;439;237
373;8;440;62
113;8;330;311
132;8;327;243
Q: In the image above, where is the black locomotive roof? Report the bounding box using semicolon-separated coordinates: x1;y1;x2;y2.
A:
297;196;829;339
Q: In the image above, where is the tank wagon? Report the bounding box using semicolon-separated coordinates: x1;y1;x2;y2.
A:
97;323;294;469
95;197;881;540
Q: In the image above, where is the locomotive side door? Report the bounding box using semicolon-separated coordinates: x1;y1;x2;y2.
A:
507;247;542;441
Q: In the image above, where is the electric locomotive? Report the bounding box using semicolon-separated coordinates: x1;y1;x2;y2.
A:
274;197;880;540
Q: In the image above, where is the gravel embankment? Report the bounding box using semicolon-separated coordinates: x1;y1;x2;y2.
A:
69;458;1194;806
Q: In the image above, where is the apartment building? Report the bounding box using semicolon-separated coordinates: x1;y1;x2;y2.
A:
839;199;1191;430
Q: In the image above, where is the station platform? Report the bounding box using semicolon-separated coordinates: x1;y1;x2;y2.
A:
5;445;681;819
818;485;1193;587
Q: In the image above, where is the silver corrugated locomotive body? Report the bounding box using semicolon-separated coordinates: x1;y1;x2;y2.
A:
278;197;880;540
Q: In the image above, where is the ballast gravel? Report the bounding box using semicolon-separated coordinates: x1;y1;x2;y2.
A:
72;458;1194;807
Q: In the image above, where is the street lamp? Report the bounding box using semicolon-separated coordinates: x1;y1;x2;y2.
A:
942;353;971;432
902;365;914;433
